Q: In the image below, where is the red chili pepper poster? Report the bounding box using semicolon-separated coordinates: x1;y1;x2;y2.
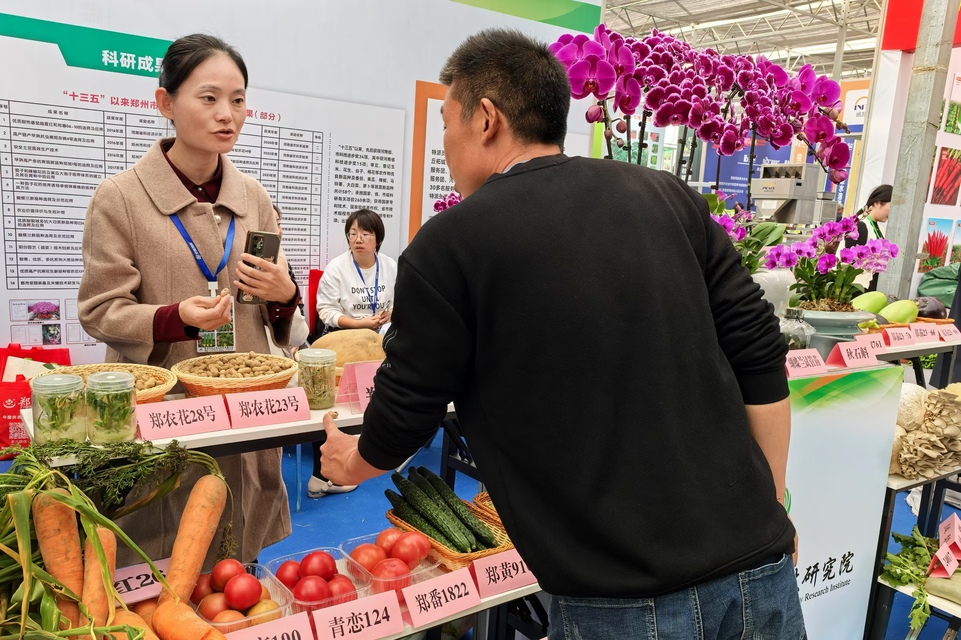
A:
919;218;954;273
931;147;961;206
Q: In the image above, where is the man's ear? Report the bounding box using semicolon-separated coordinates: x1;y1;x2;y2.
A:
478;97;500;142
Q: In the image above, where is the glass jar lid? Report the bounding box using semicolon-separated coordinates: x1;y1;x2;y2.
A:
32;373;84;394
299;348;336;365
86;371;135;392
784;308;805;320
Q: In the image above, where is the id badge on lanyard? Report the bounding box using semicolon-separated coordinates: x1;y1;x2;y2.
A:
171;214;237;353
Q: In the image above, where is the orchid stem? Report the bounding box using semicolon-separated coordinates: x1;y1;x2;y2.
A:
675;126;689;177
685;136;697;184
600;99;614;160
626;114;632;164
745;126;757;213
637;110;650;165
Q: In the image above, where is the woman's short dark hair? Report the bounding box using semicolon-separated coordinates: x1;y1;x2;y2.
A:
345;209;385;252
160;34;248;95
439;29;570;148
866;184;892;208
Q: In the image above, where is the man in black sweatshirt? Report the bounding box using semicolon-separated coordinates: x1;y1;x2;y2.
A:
321;29;803;639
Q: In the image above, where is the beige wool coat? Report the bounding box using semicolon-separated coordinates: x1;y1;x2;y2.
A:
78;138;292;567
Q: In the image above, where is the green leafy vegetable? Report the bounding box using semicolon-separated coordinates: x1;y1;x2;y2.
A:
880;527;938;629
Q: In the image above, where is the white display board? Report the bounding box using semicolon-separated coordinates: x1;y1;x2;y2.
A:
0;0;599;364
787;366;902;639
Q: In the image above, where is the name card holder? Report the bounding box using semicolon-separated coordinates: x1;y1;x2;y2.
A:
784;349;828;377
225;387;310;429
470;549;537;599
401;567;481;628
114;558;171;605
135;397;229;439
311;590;405;640
335;360;383;414
226;611;315;640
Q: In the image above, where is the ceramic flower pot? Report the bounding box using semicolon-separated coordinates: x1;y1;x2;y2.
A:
800;310;875;337
751;268;795;317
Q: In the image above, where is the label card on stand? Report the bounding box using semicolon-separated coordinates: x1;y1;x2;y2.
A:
855;333;886;355
941;514;961;547
135;395;230;439
911;323;939;344
335;360;383;414
826;342;878;368
312;591;405;640
401;567;481;628
784;349;828;377
225;387;310;429
227;611;314;640
471;549;538;599
929;543;961;578
114;558;170;605
883;327;916;347
940;324;961;342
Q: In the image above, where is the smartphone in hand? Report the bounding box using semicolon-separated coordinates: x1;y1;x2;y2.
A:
238;230;280;305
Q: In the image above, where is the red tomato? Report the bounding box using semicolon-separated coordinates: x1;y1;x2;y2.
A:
197;592;231;620
274;560;301;590
210;558;245;592
349;543;387;573
391;532;430;569
224;573;263;611
375;528;403;555
293;575;331;603
327;575;358;602
190;573;213;605
300;550;338;581
371;558;412;594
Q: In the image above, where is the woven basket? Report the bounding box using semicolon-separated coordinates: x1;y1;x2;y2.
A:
472;491;501;525
171;353;297;397
865;322;911;335
386;500;513;570
31;363;176;404
916;317;956;325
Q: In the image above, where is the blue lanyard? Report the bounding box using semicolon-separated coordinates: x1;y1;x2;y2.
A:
170;214;235;286
353;255;379;316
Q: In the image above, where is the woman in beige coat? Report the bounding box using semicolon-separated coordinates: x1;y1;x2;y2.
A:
78;34;295;567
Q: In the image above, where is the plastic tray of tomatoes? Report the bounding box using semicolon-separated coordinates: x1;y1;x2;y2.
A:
198;563;292;633
338;532;443;605
265;547;372;614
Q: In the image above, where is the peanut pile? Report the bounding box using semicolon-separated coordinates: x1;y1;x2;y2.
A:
179;352;289;379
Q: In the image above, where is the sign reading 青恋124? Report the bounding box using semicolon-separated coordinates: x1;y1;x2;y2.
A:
225;387;311;429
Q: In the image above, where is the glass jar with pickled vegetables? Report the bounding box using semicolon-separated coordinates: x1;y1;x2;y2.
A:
32;374;86;444
299;348;337;410
780;308;816;350
86;371;137;443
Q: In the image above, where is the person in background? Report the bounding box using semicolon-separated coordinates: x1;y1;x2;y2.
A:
309;208;397;498
78;34;295;567
269;203;310;356
318;28;801;639
846;184;892;291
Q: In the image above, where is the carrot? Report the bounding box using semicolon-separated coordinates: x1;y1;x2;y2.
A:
157;475;227;605
33;488;84;628
132;599;159;630
112;609;160;640
152;600;227;640
81;527;117;629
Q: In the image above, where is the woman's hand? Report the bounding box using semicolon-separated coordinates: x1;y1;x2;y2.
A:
341;311;390;331
234;254;298;304
179;295;232;330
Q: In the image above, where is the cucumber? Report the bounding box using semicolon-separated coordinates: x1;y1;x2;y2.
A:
408;468;481;550
391;473;473;552
383;489;454;549
418;466;499;549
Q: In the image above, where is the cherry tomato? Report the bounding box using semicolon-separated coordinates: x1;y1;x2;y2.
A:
210;558;246;592
375;528;404;555
211;609;248;633
349;543;387;573
371;558;412;594
198;592;230;621
327;575;358;602
293;575;331;604
300;550;338;581
391;532;430;569
224;573;263;611
274;560;301;590
190;573;213;605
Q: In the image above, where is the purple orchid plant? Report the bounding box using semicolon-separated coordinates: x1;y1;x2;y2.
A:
433;191;462;213
549;25;851;183
707;190;786;275
762;218;900;308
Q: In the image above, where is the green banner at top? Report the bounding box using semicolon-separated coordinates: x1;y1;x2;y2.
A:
449;0;601;33
0;13;170;77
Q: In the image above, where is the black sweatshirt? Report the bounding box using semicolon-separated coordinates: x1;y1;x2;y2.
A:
359;154;795;598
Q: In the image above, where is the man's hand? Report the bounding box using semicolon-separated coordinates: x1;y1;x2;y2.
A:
179;294;231;330
319;413;385;485
234;254;297;304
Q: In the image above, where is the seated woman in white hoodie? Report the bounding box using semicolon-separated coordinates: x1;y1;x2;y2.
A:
310;208;397;497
